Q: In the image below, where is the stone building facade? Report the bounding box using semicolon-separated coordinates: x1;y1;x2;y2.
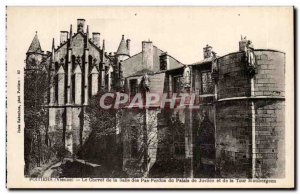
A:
25;19;133;155
215;48;285;178
118;40;285;178
25;19;285;178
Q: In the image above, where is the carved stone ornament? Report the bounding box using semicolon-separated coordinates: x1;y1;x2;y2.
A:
211;51;219;83
141;73;150;92
183;65;191;88
245;40;256;77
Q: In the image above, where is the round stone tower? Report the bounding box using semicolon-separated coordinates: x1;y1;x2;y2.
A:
215;45;285;178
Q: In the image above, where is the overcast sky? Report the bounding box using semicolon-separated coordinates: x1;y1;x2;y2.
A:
7;7;293;65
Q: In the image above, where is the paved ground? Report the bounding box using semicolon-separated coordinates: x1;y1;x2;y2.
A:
64;158;101;167
42;162;62;178
42;158;101;178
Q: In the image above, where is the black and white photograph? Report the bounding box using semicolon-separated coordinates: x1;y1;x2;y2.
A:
6;6;294;188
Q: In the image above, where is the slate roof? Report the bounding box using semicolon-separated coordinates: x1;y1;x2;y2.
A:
189;57;213;66
189;55;223;68
121;45;183;78
116;35;129;56
27;33;43;54
55;32;101;53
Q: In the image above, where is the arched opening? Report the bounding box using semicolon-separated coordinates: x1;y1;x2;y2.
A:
70;55;77;104
71;55;76;71
88;55;93;98
194;113;215;178
88;55;93;70
71;74;76;103
64;57;68;104
54;62;59;103
81;55;85;104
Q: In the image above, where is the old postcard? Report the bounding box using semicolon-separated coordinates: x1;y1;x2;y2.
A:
6;6;294;188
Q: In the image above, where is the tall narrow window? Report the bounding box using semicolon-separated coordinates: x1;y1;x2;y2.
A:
201;71;213;94
131;126;138;158
88;55;93;98
173;75;182;93
198;117;215;160
173;125;185;156
81;60;85;104
129;79;138;97
55;62;59;72
119;63;122;79
71;55;76;71
54;62;59;103
88;55;93;71
88;75;92;98
71;75;76;103
105;66;109;90
64;62;68;104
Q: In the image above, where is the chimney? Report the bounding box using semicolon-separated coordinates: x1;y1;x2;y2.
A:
77;18;85;33
142;41;153;70
159;52;169;70
203;44;213;59
126;39;131;55
92;32;100;47
60;31;68;44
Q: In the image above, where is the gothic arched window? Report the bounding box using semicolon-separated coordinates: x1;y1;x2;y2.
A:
71;55;76;71
198;115;215;160
88;55;93;70
54;62;59;103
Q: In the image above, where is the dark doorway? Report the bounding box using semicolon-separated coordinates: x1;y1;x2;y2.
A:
194;113;215;178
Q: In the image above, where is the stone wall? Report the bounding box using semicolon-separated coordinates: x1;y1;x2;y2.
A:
217;52;251;99
253;50;285;97
216;50;285;178
254;99;285;178
119;109;146;175
253;50;285;178
216;100;252;178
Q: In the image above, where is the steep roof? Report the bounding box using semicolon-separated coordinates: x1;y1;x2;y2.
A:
27;33;42;54
154;46;184;68
189;57;213;66
116;35;129;56
55;32;102;53
121;45;183;78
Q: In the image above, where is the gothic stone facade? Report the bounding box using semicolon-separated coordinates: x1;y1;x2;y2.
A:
25;19;285;178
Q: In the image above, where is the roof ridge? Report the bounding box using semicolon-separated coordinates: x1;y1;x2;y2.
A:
153;45;184;65
121;51;142;62
54;32;102;53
